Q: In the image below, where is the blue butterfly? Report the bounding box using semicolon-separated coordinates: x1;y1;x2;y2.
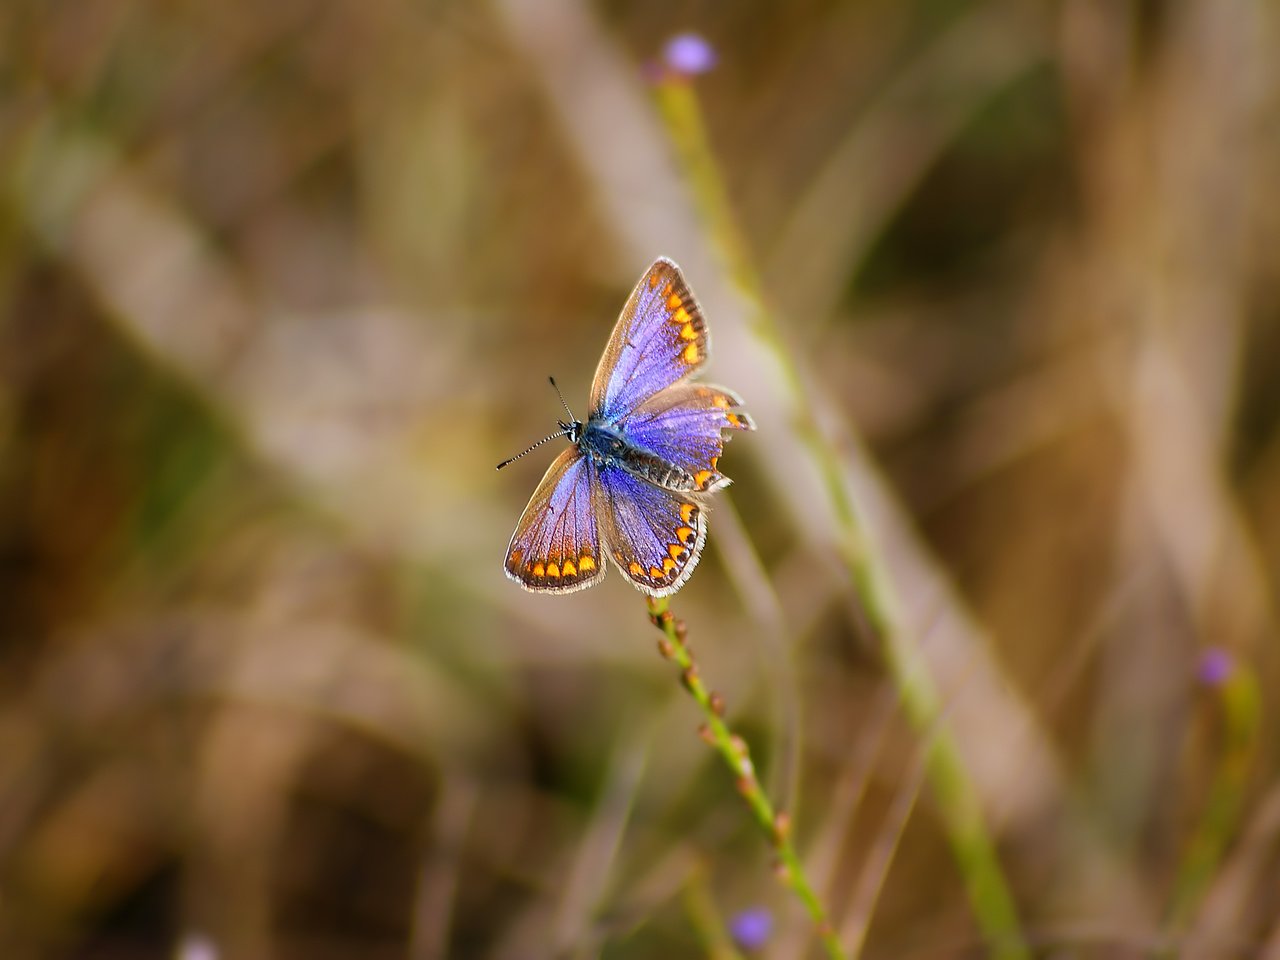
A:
499;257;755;596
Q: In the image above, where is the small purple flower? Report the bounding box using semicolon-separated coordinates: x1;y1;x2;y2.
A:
1197;647;1234;688
663;32;717;76
176;933;220;960
730;907;773;951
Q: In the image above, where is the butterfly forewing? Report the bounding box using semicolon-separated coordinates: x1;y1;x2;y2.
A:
504;449;606;594
594;465;707;597
589;258;709;423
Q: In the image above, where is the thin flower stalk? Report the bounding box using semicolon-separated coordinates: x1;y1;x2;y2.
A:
648;596;847;960
651;72;1030;960
1165;650;1260;930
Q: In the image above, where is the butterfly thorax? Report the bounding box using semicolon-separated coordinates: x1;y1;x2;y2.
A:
579;418;699;492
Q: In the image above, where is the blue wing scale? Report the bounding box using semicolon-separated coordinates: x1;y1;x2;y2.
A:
594;465;706;597
504;449;606;594
589;258;709;423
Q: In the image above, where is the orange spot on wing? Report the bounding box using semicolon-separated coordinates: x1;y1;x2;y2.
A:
533;563;545;577
671;306;691;325
628;561;643;577
662;557;677;575
713;394;730;408
668;543;685;561
561;559;576;576
680;504;696;525
579;555;596;572
679;322;697;340
667;293;682;311
648;272;661;288
649;565;664;579
683;342;699;364
676;525;694;545
710;456;719;469
546;562;560;578
694;470;713;488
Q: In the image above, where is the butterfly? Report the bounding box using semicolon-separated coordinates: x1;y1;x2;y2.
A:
499;257;755;597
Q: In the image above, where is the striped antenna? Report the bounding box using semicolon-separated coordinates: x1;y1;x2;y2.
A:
496;378;582;471
496;424;574;470
548;376;576;424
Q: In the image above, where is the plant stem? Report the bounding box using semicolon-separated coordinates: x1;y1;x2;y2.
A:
647;596;847;960
1165;655;1260;931
652;74;1029;959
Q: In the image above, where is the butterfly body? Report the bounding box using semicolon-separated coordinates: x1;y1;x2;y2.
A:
578;420;701;491
503;258;754;597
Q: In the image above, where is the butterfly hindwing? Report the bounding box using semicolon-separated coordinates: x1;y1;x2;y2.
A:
589;258;709;423
618;382;756;492
595;465;707;597
504;449;606;594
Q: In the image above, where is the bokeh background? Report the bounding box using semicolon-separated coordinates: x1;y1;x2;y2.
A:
2;1;1279;957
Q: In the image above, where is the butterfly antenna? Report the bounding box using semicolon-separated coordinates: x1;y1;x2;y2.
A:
548;376;576;424
496;377;583;470
496;423;575;470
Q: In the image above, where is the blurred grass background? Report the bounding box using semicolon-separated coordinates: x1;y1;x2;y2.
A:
2;1;1280;957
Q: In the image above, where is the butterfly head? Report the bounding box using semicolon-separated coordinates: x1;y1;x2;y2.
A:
496;379;585;471
559;418;583;445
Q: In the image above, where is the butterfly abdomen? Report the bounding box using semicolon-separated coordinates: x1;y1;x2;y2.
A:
618;446;699;491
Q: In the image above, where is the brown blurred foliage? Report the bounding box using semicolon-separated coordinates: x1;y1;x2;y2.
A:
1;1;1279;958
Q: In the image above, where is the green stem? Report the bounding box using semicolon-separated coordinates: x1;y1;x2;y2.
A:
1165;656;1260;931
653;75;1029;959
648;597;847;960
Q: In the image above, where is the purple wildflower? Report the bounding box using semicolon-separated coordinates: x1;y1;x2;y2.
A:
176;933;220;960
730;907;773;951
1197;647;1233;688
663;32;717;76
